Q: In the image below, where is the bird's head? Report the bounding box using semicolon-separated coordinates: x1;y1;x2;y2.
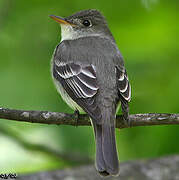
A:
50;9;113;42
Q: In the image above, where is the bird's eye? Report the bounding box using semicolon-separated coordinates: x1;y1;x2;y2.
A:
82;20;91;27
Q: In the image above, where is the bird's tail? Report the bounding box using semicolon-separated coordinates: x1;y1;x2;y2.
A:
91;107;119;176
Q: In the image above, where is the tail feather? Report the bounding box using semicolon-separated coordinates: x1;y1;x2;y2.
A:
91;107;119;176
92;123;106;172
102;123;119;175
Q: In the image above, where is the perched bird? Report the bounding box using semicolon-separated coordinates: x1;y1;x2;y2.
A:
50;9;131;176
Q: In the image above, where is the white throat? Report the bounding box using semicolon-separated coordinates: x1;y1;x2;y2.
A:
60;24;79;42
60;24;103;42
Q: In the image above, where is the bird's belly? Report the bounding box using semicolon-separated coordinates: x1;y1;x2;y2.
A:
53;79;84;113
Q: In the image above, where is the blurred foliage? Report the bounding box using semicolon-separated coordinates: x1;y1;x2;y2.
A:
0;0;178;174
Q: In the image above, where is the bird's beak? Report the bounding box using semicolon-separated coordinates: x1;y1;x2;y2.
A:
49;15;73;25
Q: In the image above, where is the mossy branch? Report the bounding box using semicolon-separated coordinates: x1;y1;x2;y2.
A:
0;107;179;128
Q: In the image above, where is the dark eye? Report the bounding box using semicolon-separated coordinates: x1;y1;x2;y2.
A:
82;20;91;27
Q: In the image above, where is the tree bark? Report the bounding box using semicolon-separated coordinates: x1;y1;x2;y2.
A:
0;107;179;128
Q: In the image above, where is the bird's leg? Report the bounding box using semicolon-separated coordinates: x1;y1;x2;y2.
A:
123;116;131;127
74;109;80;127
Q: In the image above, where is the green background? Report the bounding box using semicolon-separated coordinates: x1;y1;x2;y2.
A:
0;0;178;173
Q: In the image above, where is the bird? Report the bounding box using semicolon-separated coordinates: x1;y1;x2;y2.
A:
49;9;131;177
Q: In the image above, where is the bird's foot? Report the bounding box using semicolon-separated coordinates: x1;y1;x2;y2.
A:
123;115;131;127
74;109;80;127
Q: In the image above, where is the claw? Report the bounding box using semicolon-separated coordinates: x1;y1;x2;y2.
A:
74;109;80;127
123;115;131;127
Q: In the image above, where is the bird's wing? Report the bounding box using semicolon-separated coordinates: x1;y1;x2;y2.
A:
116;60;131;122
53;60;101;121
116;66;131;102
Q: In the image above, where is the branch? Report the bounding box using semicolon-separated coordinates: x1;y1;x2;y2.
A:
0;107;179;128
